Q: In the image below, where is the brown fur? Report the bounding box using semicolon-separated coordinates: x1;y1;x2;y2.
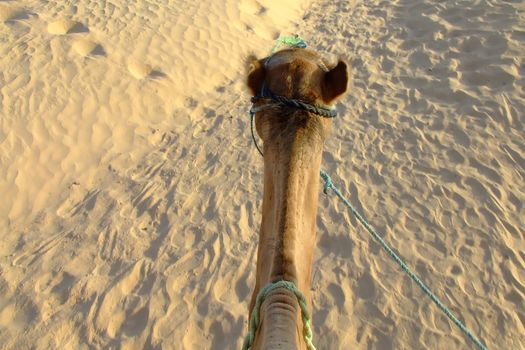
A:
246;48;349;349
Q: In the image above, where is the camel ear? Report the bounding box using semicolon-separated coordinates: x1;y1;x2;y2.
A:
322;60;348;104
246;55;266;96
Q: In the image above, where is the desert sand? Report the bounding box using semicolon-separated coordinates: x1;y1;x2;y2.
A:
0;0;524;349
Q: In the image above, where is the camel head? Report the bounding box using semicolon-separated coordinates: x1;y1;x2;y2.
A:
246;48;348;151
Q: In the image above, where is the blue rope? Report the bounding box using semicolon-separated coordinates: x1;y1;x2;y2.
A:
320;170;489;350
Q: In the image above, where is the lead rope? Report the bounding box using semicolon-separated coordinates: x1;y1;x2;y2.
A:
319;170;489;350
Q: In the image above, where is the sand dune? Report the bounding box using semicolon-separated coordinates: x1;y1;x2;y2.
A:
0;0;524;349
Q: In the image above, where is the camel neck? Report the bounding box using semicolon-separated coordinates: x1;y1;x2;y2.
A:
252;119;324;305
265;153;321;283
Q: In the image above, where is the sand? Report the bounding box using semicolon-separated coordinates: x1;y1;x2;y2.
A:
0;0;524;349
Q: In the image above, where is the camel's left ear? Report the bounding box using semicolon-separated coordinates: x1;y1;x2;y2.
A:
246;55;266;96
322;60;348;104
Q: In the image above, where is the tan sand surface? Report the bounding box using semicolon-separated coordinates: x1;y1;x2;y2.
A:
1;0;524;349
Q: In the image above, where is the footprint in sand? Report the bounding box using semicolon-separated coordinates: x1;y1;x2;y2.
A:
47;19;87;35
47;20;104;57
127;61;153;80
72;38;104;57
0;4;31;22
48;18;157;79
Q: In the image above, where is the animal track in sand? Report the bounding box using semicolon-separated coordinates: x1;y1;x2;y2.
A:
72;38;104;57
240;0;267;16
128;61;152;80
47;19;87;35
356;272;376;300
0;4;28;22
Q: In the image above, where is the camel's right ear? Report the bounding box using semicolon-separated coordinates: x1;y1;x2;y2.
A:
321;60;348;104
246;55;266;96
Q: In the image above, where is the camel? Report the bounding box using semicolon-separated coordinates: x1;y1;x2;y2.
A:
244;47;348;349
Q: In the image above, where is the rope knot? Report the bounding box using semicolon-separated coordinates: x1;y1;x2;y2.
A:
320;170;333;194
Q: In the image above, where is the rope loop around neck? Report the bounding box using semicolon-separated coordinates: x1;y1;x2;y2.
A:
242;280;316;350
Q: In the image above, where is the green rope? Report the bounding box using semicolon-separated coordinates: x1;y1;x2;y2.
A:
242;280;316;350
271;34;308;53
320;170;489;350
